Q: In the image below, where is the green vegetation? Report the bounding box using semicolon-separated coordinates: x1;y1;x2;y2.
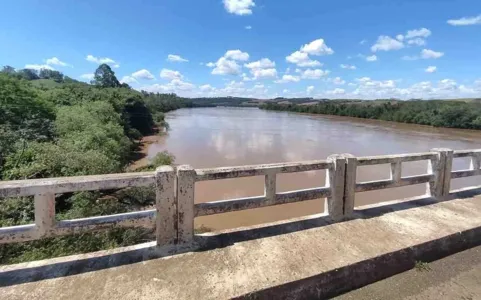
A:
0;64;192;264
260;100;481;130
414;261;431;272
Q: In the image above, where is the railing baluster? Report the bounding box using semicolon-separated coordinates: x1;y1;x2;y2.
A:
177;165;196;244
390;159;402;183
428;148;453;198
264;172;276;204
343;154;357;217
326;155;346;221
155;166;176;246
34;192;55;238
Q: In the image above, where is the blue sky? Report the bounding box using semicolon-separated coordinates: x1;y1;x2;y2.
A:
1;0;480;99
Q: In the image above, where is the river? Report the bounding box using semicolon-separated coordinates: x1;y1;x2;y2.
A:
146;107;481;230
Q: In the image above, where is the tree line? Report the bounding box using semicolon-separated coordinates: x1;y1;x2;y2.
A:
260;100;481;130
0;64;193;263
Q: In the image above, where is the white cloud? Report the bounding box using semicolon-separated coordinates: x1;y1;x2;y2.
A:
425;66;437;73
120;76;137;84
244;58;275;69
224;50;250;61
45;57;71;67
447;15;481;26
244;58;277;80
438;79;457;91
340;64;356;70
242;73;253;81
402;49;444;61
211;57;242;75
131;69;155;80
220;81;246;95
301;68;329;79
167;54;188;63
223;0;255;15
86;55;119;67
206;62;216;68
199;84;216;92
250;68;277;79
171;79;194;91
396;34;404;41
307;86;314;94
421;49;444;59
332;77;345;85
285;51;321;67
300;39;334;56
407;38;426;46
141;79;195;94
286;51;307;63
366;55;378;62
275;75;300;83
24;64;54;71
360;39;367;45
80;73;95;80
160;68;183;80
324;77;481;100
298;60;321;67
371;35;404;52
327;88;346;95
283;89;289;93
245;25;252;30
286;38;332;68
405;28;431;39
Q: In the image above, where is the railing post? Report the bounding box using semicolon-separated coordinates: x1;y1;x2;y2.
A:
429;148;453;199
390;158;402;183
326;154;346;221
264;172;277;204
155;166;176;246
34;192;55;237
177;165;196;244
342;154;357;217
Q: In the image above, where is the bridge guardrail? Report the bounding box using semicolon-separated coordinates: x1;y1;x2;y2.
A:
0;149;480;248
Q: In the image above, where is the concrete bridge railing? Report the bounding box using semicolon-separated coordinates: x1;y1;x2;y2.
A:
0;148;480;248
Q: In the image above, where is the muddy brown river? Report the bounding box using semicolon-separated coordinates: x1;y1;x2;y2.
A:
146;107;481;230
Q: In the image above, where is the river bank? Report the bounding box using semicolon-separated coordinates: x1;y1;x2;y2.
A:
260;100;481;130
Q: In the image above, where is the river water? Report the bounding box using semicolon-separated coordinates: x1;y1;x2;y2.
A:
147;107;481;230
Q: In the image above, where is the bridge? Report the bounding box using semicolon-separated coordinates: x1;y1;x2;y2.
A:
1;148;481;299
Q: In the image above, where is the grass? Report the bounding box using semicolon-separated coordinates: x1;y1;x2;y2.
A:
414;261;431;272
29;79;62;89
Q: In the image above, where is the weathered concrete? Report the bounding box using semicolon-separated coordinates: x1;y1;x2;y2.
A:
2;148;479;247
326;154;345;220
3;189;481;299
155;166;176;245
334;245;481;300
176;165;196;244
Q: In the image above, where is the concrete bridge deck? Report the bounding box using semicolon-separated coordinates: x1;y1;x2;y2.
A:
2;188;481;299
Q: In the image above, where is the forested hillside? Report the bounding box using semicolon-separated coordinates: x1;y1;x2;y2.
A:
0;64;191;263
261;100;481;130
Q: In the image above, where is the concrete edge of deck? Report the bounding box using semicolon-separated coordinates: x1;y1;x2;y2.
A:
2;187;481;299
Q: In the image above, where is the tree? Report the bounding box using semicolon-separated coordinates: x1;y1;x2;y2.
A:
1;65;16;75
17;69;40;80
39;69;64;83
92;64;120;88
